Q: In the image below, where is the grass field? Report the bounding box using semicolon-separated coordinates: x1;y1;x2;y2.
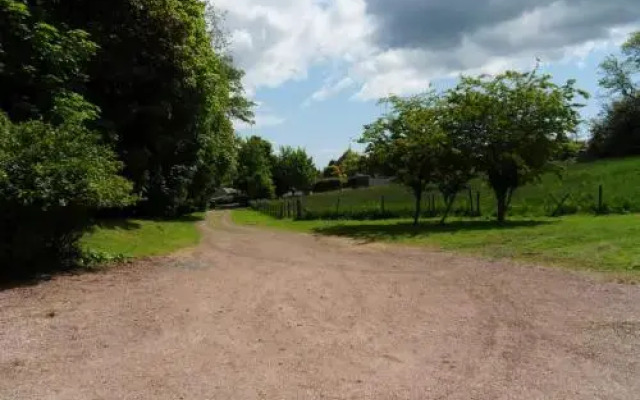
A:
233;209;640;278
81;213;205;259
260;157;640;219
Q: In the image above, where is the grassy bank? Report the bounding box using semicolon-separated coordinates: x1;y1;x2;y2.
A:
81;213;205;259
232;209;640;276
261;157;640;219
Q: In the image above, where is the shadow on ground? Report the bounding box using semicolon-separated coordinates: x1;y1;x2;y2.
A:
313;220;553;243
92;219;142;231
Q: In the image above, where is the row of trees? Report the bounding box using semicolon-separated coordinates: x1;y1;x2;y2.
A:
361;69;587;225
0;0;252;276
234;136;317;199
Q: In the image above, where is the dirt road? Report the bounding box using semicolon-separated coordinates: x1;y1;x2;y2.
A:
1;212;640;399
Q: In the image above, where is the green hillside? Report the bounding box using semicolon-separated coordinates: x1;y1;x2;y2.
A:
258;157;640;219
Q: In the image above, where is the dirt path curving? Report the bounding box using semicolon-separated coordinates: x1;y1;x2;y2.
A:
1;211;639;399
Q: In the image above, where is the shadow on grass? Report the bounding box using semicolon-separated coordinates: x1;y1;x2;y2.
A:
91;219;142;231
313;219;554;243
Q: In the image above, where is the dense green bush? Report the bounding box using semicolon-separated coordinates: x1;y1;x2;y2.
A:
588;96;640;159
0;99;134;278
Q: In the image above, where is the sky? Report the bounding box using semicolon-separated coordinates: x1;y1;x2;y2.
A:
212;0;640;167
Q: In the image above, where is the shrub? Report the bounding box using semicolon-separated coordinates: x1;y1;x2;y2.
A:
0;98;134;279
313;178;342;193
587;96;640;159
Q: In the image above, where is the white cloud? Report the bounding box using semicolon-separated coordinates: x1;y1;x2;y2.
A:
214;0;373;94
214;0;640;103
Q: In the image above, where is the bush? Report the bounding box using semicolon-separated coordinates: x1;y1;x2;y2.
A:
313;178;342;193
588;96;640;159
0;99;134;279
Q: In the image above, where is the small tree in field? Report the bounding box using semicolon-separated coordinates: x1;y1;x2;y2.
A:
446;70;588;222
361;94;443;225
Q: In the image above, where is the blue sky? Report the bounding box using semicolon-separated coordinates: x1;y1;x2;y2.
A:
214;0;639;167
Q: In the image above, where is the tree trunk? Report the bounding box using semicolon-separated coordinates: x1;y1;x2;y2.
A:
495;188;508;223
413;187;423;226
440;192;457;225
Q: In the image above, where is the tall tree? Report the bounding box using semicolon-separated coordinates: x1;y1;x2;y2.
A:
273;146;316;196
447;70;587;222
235;136;275;200
26;0;253;216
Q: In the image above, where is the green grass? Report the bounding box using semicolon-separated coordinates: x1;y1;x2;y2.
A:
81;213;205;258
232;209;640;276
260;157;640;219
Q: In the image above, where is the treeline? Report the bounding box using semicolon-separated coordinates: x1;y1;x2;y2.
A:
234;136;316;199
0;0;252;277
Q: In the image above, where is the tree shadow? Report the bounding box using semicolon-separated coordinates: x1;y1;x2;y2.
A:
313;219;554;243
91;219;142;231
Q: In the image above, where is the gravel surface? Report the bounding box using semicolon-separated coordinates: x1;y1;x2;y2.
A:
1;212;639;399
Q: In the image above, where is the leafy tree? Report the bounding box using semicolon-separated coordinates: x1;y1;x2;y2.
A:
0;0;98;121
588;31;640;159
322;163;342;179
321;150;364;181
588;95;640;158
235;136;275;200
0;95;134;278
446;70;587;222
24;0;253;216
434;103;477;223
599;31;639;99
337;149;363;178
361;94;443;225
273;146;316;196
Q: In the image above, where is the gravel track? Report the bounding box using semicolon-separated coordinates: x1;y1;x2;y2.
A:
1;211;639;399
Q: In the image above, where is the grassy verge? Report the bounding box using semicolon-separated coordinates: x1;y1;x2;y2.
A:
81;212;205;259
232;210;640;277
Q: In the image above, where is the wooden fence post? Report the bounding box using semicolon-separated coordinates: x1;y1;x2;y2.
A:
476;191;481;216
296;197;303;219
468;188;473;216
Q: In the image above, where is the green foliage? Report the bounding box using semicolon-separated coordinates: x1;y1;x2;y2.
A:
589;31;640;159
235;136;275;200
0;99;134;278
272;146;316;196
0;0;98;120
361;92;477;224
599;31;639;99
362;93;444;224
27;0;252;216
446;69;588;221
588;96;640;158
